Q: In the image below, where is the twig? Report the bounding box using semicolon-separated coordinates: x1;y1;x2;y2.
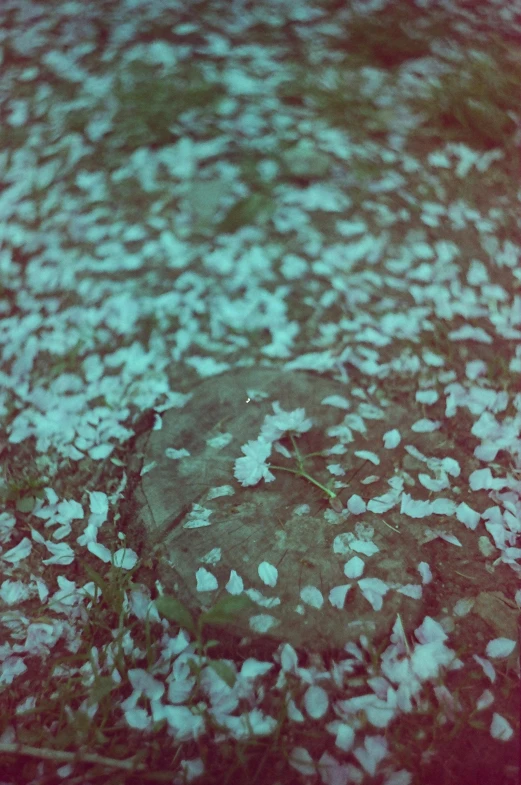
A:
381;519;401;533
0;743;147;772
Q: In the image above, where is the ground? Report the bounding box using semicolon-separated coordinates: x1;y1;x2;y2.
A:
0;0;520;783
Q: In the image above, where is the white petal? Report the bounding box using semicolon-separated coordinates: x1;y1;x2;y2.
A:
258;561;278;587
300;585;324;609
485;638;516;658
347;494;366;514
195;568;218;592
490;713;513;741
334;722;355;752
304;685;329;719
344;556;365;579
383;429;401;448
289;747;316;776
329;584;352;609
112;548;138;569
226;570;244;595
249;614;279;633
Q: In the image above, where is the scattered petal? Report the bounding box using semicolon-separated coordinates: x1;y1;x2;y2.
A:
358;578;389;611
456;502;481;529
485;638;516;658
304;685;329;719
300;585;324;609
473;654;496;683
226;570;244;595
347;494;366;514
383;429;401;448
249;614;279;633
195;568;218;592
344;556;365;579
411;419;441;432
329;585;352;609
417;562;432;584
490;713;513;741
289;746;316;776
333;722;355;752
112;548;138;570
354;450;380;465
353;735;388;776
258;561;278;587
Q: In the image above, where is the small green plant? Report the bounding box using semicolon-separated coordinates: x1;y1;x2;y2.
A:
216;193;276;234
153;592;257;690
233;402;344;509
0;463;47;510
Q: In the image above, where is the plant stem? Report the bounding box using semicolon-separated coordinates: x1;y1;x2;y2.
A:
269;463;337;498
269;433;339;498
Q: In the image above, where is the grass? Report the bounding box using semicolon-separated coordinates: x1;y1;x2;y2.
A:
288;28;520;156
1;0;520;783
2;547;517;784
